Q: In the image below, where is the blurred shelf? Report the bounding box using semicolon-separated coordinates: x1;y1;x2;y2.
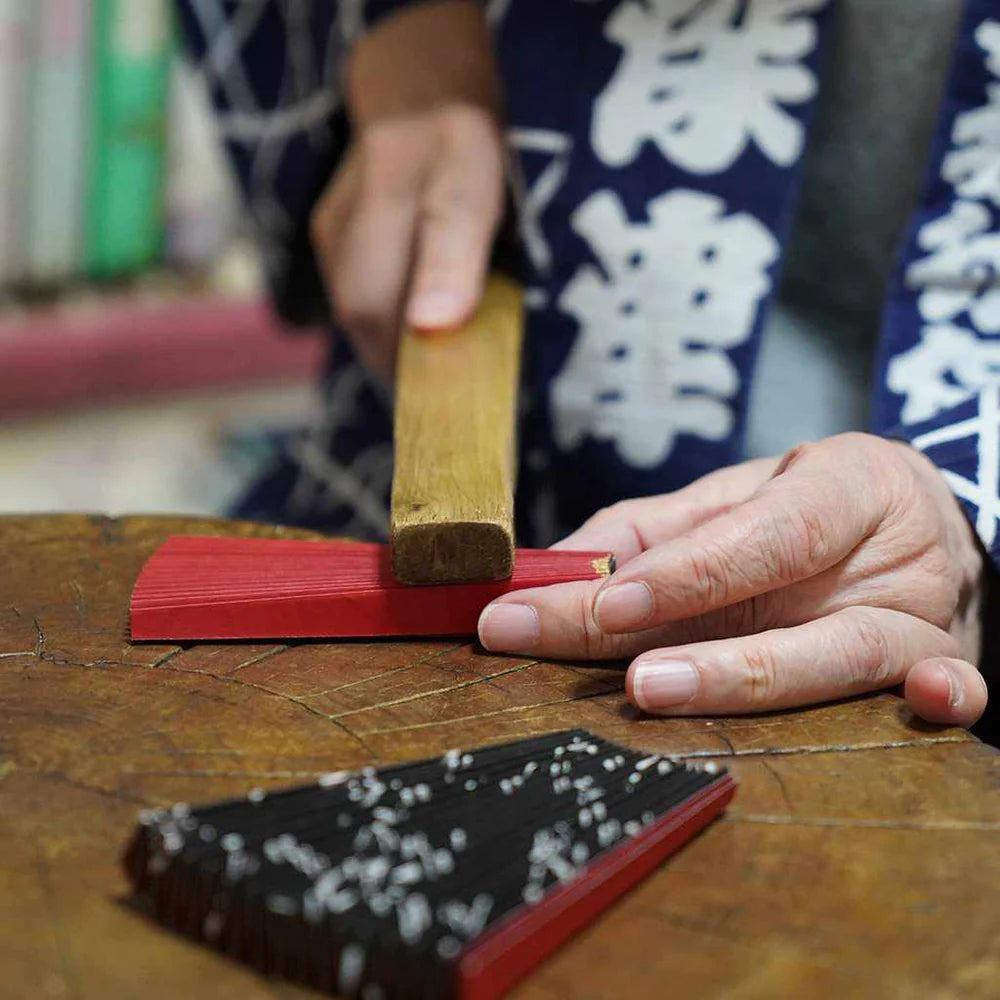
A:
0;291;328;418
0;380;318;516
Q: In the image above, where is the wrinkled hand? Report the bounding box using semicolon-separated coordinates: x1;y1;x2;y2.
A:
479;434;988;727
310;1;504;383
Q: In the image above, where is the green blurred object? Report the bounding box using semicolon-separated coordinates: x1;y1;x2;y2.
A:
86;0;173;277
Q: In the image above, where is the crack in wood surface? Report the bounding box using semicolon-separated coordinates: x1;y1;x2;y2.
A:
727;812;1000;832
326;659;546;719
231;644;291;674
301;643;467;699
760;758;795;814
40;655;142;669
151;659;376;757
360;688;621;736
151;648;184;668
673;735;972;761
32;617;45;658
712;728;737;756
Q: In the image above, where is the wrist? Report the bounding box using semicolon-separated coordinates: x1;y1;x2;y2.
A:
348;1;501;128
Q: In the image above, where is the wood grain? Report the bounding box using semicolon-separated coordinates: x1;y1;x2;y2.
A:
391;273;523;585
1;513;998;1000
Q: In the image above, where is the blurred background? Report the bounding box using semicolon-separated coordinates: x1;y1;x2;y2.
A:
0;0;324;516
0;0;963;520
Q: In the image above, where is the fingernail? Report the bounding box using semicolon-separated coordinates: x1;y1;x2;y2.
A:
478;603;539;652
631;660;699;711
935;661;963;709
595;581;653;632
407;289;464;329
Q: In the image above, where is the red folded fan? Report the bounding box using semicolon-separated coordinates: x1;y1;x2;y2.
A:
130;536;613;641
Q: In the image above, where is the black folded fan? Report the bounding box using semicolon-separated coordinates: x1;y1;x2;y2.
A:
123;730;735;1000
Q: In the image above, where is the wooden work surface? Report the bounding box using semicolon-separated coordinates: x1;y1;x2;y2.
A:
1;514;998;1000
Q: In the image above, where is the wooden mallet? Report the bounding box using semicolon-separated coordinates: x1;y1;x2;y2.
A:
129;274;621;642
391;273;523;585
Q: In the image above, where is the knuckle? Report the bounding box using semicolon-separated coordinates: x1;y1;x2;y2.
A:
837;431;882;455
783;441;815;466
855;434;912;510
880;480;924;537
592;503;619;523
783;502;830;572
739;643;782;707
603;500;640;525
908;556;962;629
577;501;649;559
682;542;733;610
841;609;893;689
357;128;421;198
437;102;501;142
774;439;825;475
826;432;887;467
358;119;406;157
778;434;880;479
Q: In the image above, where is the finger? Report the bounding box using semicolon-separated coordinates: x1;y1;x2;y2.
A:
406;108;503;329
904;657;987;728
328;141;425;380
552;458;781;564
478;570;787;661
480;544;961;663
478;579;659;660
310;154;357;297
593;438;888;634
332;198;418;381
625;606;958;715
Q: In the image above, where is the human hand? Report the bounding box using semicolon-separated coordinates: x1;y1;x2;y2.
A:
310;1;505;383
479;434;988;727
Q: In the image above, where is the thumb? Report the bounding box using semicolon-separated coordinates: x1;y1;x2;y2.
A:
904;657;988;728
405;107;503;330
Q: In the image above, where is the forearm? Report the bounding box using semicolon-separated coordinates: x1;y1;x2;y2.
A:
348;1;499;125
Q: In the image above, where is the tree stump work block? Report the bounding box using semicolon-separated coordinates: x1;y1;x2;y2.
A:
0;514;998;999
